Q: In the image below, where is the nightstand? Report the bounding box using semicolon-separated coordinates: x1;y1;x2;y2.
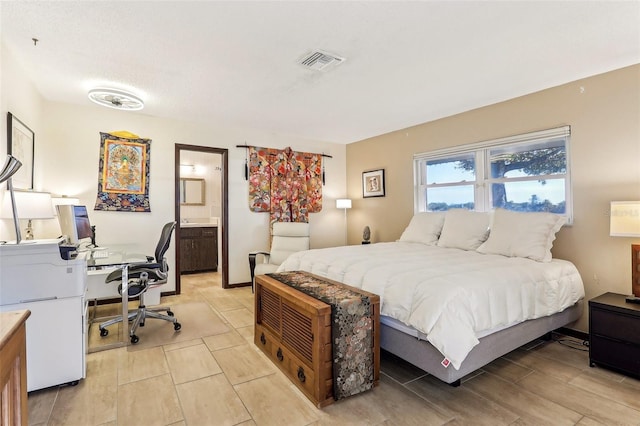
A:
589;292;640;379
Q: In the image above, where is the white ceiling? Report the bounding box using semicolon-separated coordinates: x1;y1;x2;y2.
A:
1;1;639;144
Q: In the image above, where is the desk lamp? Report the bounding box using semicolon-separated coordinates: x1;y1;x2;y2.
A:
0;155;23;243
610;201;640;303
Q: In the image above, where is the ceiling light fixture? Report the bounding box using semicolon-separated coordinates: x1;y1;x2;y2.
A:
88;88;144;111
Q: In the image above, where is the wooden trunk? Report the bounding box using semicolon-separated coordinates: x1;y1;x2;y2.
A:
254;273;380;408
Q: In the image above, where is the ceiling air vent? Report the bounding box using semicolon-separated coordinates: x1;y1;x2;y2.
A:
298;50;345;71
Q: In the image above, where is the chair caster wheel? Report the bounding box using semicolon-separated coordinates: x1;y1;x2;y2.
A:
167;311;174;317
174;322;181;331
100;328;109;337
130;335;139;344
140;321;145;327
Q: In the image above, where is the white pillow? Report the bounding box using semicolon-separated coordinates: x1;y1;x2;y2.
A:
477;208;566;262
437;209;490;250
398;212;446;245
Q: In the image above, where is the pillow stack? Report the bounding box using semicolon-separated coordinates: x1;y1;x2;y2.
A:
398;208;566;262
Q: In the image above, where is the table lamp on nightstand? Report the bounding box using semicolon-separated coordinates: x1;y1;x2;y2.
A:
610;201;640;303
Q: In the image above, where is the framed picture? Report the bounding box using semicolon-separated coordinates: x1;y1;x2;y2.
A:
362;168;385;198
7;112;35;189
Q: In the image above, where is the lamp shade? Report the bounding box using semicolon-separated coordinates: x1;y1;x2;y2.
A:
1;190;55;219
336;199;352;209
610;201;640;237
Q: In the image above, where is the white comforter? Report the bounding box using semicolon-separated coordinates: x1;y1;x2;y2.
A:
277;242;585;370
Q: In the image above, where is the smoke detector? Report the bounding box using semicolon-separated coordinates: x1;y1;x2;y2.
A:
88;88;144;111
298;50;345;72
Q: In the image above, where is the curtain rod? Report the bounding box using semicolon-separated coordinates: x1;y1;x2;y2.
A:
236;144;333;158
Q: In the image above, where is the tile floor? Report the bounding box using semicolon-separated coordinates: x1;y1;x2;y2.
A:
27;272;640;425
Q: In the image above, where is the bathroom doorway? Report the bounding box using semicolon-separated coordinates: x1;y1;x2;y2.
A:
174;144;229;292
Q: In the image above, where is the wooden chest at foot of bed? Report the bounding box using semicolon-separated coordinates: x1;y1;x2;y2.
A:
254;273;380;408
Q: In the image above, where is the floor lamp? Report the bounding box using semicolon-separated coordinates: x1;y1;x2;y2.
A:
336;198;352;245
0;155;23;244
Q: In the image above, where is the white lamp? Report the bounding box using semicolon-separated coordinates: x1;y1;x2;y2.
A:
610;201;640;303
1;190;55;240
336;198;352;245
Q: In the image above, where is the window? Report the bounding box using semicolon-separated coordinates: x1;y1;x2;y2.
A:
414;126;571;220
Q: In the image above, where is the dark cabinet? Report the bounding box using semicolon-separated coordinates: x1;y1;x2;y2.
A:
589;292;640;379
180;226;218;273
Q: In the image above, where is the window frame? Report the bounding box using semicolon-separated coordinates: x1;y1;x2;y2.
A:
413;126;572;222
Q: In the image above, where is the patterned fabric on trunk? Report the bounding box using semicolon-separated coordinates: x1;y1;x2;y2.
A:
248;146;322;222
267;271;375;400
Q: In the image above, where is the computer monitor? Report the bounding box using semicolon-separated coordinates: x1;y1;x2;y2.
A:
56;205;94;246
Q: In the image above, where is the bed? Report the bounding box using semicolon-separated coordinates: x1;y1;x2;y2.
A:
277;208;585;385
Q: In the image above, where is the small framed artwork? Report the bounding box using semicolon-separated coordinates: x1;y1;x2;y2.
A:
7;112;35;189
362;168;385;198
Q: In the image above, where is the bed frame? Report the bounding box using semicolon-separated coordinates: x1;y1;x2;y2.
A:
379;300;583;386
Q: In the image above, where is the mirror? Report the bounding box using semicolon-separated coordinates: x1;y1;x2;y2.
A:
180;178;205;205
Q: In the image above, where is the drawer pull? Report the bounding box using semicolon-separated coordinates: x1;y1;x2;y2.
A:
297;367;306;383
277;348;284;362
260;332;266;345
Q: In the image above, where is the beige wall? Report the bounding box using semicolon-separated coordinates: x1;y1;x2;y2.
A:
346;64;640;332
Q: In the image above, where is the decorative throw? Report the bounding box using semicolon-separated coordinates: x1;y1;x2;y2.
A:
248;146;322;222
267;271;375;400
94;131;151;212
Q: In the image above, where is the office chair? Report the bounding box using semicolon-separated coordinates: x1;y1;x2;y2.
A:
248;221;310;292
98;221;181;344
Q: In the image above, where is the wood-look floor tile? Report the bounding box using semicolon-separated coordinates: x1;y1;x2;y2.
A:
117;346;169;385
236;325;254;342
117;373;183;425
161;337;204;352
27;388;58;425
176;374;251;426
568;371;640;411
502;347;583;383
575;416;607;425
202;292;245;311
165;343;222;384
234;373;319;426
203;329;247;351
517;371;640;424
379;350;428;384
213;344;276;384
319;374;450;425
525;340;590;370
405;373;519;425
47;364;118;426
480;356;533;383
464;372;582;425
220;307;254;328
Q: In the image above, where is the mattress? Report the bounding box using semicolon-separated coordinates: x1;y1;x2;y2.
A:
278;241;585;369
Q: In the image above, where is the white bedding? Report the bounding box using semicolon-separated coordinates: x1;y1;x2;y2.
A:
277;241;585;370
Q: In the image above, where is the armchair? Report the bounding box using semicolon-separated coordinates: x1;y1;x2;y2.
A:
249;222;310;291
98;221;181;344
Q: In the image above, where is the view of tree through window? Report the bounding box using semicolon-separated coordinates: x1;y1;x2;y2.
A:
415;128;571;218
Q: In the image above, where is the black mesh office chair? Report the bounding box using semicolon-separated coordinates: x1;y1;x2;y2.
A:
98;221;181;344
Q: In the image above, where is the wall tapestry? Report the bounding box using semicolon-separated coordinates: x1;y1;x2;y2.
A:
94;131;151;212
248;146;322;222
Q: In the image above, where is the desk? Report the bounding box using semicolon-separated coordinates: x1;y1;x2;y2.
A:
85;246;152;352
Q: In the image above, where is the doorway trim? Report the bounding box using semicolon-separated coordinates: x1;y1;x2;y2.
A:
175;144;230;291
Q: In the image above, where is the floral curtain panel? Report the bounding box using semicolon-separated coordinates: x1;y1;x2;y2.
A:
94;131;151;212
248;146;322;222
